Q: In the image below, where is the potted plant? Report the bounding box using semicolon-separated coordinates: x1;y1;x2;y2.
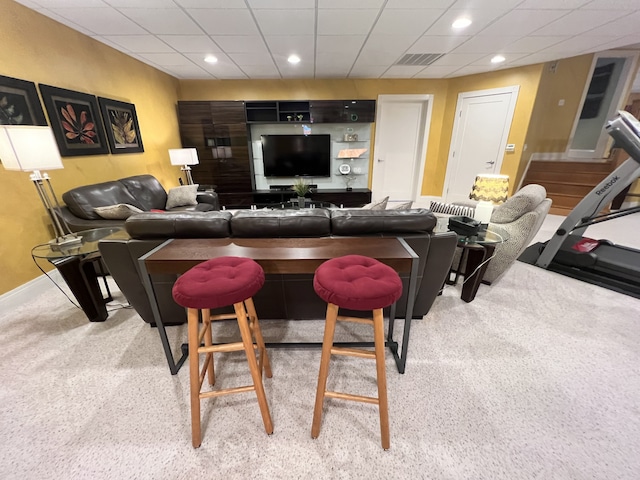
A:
292;178;311;207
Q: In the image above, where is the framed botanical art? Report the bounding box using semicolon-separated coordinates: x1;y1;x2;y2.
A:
38;84;109;156
98;97;144;154
0;74;47;126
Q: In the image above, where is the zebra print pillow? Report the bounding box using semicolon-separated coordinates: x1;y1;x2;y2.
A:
429;201;475;217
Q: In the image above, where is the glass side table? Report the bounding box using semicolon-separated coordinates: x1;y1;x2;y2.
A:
434;217;509;302
32;227;130;322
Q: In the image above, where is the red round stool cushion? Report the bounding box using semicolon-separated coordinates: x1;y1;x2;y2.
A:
172;256;265;310
313;255;403;311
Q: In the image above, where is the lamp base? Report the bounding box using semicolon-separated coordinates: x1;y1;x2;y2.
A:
473;201;494;224
49;233;82;250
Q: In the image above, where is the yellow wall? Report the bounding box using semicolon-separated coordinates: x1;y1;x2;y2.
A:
0;0;181;295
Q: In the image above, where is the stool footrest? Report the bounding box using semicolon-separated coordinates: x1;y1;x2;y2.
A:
200;385;255;399
325;390;379;405
336;315;374;326
198;342;257;354
331;346;376;359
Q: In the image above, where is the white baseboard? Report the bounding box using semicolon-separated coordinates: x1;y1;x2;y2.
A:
0;270;62;312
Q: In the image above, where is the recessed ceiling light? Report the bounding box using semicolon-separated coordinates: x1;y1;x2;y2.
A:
491;55;506;64
204;55;218;64
452;17;472;29
288;54;301;64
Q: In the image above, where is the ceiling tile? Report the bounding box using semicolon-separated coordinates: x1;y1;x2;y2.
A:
106;0;175;7
157;35;221;53
38;10;98;36
407;35;470;54
381;65;426;78
316;35;366;53
450;0;522;9
471;53;529;65
175;0;246;6
239;64;281;77
431;52;485;65
413;65;461;77
45;8;146;35
587;12;640;37
119;8;201;35
248;0;315;8
477;10;569;37
532;10;628;36
318;0;385;8
138;53;194;66
161;64;213;79
516;0;590;7
102;35;176;53
500;36;568;54
264;35;315;56
581;0;640;9
370;9;445;36
355;49;403;66
228;53;275;66
386;0;455;7
24;0;107;7
317;9;380;35
316;52;358;68
211;36;268;53
189;9;259;35
253;10;315;36
451;36;519;54
507;52;566;66
543;35;620;54
364;35;421;53
424;9;510;36
452;65;495;76
348;66;387;77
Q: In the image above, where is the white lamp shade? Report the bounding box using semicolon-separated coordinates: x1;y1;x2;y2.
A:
0;126;63;172
169;148;199;166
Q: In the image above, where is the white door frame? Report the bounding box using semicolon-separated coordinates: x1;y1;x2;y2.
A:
442;85;519;202
373;94;434;203
567;50;639;159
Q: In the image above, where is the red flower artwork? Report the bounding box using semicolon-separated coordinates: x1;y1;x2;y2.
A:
60;104;97;144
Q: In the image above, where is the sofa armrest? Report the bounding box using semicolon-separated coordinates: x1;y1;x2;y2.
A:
56;206;125;233
196;191;220;210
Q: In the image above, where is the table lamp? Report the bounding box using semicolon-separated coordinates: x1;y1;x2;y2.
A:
469;174;509;224
169;148;199;185
0;125;81;247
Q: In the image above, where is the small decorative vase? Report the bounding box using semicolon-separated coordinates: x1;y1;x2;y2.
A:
297;196;306;208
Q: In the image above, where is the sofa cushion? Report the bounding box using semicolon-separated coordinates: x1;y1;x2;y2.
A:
491;184;547;224
62;181;144;220
125;211;232;239
388;201;413;210
94;203;143;220
362;196;389;210
165;184;199;209
119;175;168;211
330;209;436;235
231;209;331;237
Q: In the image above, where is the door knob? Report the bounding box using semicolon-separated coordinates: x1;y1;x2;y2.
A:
377;158;384;162
486;161;495;165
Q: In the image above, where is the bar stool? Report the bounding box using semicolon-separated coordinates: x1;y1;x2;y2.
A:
311;254;403;450
172;256;273;448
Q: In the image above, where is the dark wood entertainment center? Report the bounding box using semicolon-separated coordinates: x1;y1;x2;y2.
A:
177;100;375;208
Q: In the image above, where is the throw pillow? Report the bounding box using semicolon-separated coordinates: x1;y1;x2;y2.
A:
362;196;389;210
388;201;413;210
429;201;475;217
94;203;143;220
165;184;199;209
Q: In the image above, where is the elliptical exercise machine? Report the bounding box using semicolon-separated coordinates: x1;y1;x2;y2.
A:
520;110;640;298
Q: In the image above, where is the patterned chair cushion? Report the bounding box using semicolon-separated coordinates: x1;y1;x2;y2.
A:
491;184;547;223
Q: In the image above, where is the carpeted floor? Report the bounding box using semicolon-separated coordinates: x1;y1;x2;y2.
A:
0;214;639;480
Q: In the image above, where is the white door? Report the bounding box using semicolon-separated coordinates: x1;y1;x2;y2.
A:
372;95;432;203
443;86;519;204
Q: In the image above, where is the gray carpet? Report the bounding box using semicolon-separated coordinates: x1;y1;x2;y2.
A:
1;214;639;480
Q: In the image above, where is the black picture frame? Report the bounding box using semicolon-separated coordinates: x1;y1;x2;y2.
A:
98;97;144;154
38;84;109;156
0;74;47;126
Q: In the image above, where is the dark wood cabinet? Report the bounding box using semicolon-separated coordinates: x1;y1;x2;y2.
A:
245;99;375;124
310;100;376;123
253;189;371;208
177;101;253;206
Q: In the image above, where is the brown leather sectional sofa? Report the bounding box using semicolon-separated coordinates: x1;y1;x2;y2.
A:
98;208;457;326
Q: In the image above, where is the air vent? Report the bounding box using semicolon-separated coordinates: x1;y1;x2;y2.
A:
396;53;444;66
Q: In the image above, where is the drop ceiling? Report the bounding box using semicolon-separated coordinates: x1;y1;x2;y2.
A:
16;0;640;84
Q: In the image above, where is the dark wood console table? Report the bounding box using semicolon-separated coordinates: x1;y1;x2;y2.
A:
139;237;418;375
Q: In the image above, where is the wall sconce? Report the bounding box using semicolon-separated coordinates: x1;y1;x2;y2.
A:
169;148;199;185
0;125;80;247
469;174;509;224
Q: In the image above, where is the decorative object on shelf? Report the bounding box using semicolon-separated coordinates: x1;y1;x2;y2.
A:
338;148;368;159
343;133;358;141
338;163;351;174
469;173;509;224
169;148;199;185
98;97;144;154
0;74;47;126
38;84;109;156
0;125;81;247
297;114;303;121
292;178;312;207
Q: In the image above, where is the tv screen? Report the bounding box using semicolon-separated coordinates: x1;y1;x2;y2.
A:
261;134;331;177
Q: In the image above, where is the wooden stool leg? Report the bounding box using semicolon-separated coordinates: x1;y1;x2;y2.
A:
311;302;339;439
373;308;390;450
244;297;272;379
202;308;215;386
188;308;202;448
233;302;274;435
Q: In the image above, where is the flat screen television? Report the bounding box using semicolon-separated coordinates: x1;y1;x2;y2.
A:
261;134;331;177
